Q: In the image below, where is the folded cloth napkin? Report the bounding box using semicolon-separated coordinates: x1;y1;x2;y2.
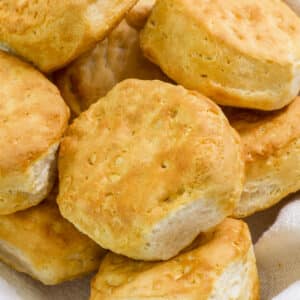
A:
255;196;300;299
272;281;300;300
0;277;22;300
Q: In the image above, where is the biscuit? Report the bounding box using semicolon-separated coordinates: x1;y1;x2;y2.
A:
126;0;156;29
55;20;168;116
224;97;300;217
0;187;105;285
57;79;244;261
90;218;259;300
0;51;69;215
140;0;300;110
0;0;138;72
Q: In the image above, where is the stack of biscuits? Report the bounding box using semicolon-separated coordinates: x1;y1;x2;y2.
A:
0;0;300;299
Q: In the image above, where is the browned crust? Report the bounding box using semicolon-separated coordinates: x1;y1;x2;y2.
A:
90;218;257;299
0;51;69;174
0;0;138;72
0;187;106;285
224;97;300;163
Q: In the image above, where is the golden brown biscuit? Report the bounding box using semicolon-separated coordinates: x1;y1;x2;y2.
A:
140;0;300;111
224;97;300;217
0;51;69;215
90;218;259;300
126;0;156;29
0;0;137;72
58;79;244;261
0;187;105;285
55;20;168;116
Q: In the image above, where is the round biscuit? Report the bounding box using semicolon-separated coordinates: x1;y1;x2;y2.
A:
225;97;300;217
0;0;138;72
90;218;259;300
0;51;69;214
58;79;244;260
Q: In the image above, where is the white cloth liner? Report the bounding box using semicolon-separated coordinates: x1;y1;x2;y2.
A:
253;195;300;299
272;281;300;300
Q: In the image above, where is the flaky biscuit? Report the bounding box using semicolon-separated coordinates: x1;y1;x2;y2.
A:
0;0;137;72
0;187;105;285
55;20;168;116
140;0;300;110
0;51;69;215
90;218;259;300
126;0;156;29
224;97;300;217
58;79;244;261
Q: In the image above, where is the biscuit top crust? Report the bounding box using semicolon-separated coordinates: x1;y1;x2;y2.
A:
90;218;251;299
0;0;135;39
0;0;137;72
0;187;104;272
0;51;69;174
179;0;300;64
58;79;243;245
225;97;300;162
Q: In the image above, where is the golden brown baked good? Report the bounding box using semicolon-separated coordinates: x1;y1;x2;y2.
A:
58;79;244;261
126;0;155;29
0;187;105;285
0;51;69;215
140;0;300;110
224;97;300;217
0;0;137;72
90;218;259;300
55;20;167;116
